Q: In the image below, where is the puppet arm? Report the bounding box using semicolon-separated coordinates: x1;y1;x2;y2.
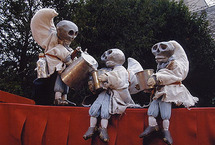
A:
99;71;125;89
148;60;183;86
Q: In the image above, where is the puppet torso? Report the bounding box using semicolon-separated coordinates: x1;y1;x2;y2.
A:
153;60;198;107
45;44;72;75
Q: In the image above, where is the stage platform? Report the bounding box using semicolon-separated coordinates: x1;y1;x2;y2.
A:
0;91;214;145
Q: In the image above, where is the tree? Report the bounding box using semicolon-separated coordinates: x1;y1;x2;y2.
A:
0;0;79;98
0;0;214;106
72;0;215;106
0;0;42;97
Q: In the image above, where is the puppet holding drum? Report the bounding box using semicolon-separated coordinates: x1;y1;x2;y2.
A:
31;8;98;105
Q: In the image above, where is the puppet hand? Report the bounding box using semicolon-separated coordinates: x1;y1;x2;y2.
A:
147;76;156;86
103;82;110;89
88;80;95;93
76;46;82;51
98;74;108;82
144;89;153;93
166;61;175;70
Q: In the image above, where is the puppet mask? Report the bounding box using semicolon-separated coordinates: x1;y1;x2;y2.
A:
151;41;175;63
56;20;78;42
101;48;125;68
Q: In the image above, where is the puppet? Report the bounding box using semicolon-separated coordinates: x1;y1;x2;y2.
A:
83;48;141;142
31;8;79;105
139;40;199;145
82;56;144;106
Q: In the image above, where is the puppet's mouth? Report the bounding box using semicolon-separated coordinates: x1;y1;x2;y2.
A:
155;56;168;63
106;61;115;67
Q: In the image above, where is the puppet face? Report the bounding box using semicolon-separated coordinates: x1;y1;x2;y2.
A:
56;20;78;42
101;48;125;68
151;41;175;63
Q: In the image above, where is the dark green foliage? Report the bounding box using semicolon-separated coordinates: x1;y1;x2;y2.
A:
0;0;41;97
0;0;214;106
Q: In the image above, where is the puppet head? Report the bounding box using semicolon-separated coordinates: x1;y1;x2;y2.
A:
151;41;175;63
56;20;78;44
101;48;125;68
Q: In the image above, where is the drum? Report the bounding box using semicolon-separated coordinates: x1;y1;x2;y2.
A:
89;68;111;93
61;52;98;90
135;69;154;90
91;70;101;90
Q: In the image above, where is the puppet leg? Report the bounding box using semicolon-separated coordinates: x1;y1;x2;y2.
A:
54;75;75;105
61;85;69;101
99;92;110;142
99;126;109;142
83;117;98;140
163;127;173;145
54;75;65;105
83;94;104;140
55;92;62;100
54;92;63;105
163;119;170;130
61;94;76;106
97;118;109;142
160;101;173;145
139;116;159;138
99;119;109;142
61;86;76;106
118;89;135;104
139;100;159;138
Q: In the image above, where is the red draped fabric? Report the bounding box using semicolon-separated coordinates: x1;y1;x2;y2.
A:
0;91;35;104
0;91;214;145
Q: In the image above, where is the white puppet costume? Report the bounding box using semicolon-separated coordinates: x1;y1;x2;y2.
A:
139;40;198;145
31;8;78;105
83;48;140;142
127;57;145;95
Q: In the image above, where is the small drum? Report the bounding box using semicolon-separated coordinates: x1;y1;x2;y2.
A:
89;68;111;93
61;52;98;90
135;69;154;90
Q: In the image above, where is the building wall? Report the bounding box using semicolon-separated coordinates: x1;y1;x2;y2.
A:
206;5;215;39
173;0;215;39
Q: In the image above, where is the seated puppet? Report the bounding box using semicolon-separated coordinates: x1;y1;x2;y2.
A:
31;8;79;105
139;40;199;145
83;48;137;142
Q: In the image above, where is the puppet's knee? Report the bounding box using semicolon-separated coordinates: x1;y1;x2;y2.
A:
147;100;159;118
160;102;172;120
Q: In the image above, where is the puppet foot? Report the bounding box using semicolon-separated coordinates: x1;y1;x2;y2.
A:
83;127;97;140
65;100;76;106
99;127;109;142
54;98;63;105
139;125;159;138
163;130;173;145
54;99;76;106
